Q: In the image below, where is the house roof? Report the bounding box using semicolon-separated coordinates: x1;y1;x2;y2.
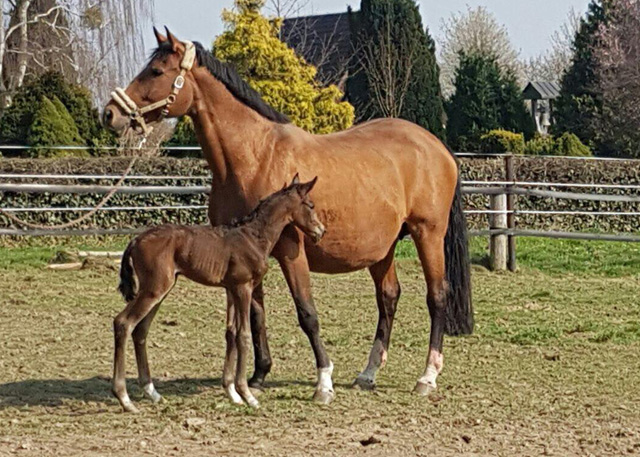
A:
281;12;353;84
522;81;561;100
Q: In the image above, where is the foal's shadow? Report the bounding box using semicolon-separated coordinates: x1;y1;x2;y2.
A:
0;376;220;409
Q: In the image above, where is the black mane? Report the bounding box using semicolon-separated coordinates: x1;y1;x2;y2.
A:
150;42;290;124
227;185;294;228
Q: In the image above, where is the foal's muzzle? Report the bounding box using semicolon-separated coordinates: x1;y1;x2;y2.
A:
310;224;326;243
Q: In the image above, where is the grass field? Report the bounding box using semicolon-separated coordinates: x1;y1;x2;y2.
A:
1;237;640;456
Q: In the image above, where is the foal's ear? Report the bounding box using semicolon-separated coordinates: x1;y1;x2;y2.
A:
153;26;167;45
290;173;300;185
165;27;181;52
297;176;318;196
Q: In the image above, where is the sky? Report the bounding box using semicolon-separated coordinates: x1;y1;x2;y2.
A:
147;0;590;59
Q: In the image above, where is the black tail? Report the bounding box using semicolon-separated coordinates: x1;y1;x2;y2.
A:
444;177;474;335
118;239;138;302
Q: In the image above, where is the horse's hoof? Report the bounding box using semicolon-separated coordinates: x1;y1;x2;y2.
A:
249;387;263;397
352;376;376;391
412;381;436;396
121;402;140;414
246;397;260;409
312;389;335;405
248;376;265;390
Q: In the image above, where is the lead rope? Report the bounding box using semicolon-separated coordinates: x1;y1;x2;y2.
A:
0;157;137;230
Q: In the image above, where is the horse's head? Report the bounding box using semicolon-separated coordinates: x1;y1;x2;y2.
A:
286;174;325;243
103;27;197;136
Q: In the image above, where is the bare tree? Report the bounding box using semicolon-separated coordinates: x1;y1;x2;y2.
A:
0;0;154;110
265;0;309;19
438;6;522;98
281;11;353;87
357;12;415;118
592;0;640;156
522;8;582;84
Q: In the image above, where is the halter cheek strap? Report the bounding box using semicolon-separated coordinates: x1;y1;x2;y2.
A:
110;40;196;136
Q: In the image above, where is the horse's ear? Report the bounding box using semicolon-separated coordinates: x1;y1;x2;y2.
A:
291;173;300;185
153;26;167;45
298;176;318;196
165;26;180;52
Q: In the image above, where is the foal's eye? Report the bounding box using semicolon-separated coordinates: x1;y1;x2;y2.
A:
151;67;164;77
306;202;315;209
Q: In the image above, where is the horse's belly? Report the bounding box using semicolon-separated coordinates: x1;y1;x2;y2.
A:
304;226;401;273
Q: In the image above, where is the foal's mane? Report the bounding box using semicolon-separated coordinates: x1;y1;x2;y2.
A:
150;42;290;124
227;185;294;228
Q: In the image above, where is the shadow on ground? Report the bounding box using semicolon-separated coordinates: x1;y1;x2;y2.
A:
0;376;221;408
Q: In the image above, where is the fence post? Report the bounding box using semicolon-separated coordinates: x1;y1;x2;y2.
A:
489;193;507;270
505;153;517;271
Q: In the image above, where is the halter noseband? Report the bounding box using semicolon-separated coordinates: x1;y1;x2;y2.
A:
110;40;196;136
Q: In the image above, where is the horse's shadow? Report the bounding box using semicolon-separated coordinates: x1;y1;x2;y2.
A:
0;377;369;409
0;376;221;409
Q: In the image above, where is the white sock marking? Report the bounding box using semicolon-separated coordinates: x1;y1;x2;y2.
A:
142;383;162;403
225;383;244;405
417;365;439;388
317;361;334;393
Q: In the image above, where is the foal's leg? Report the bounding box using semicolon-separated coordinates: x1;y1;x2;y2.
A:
222;290;243;405
409;225;448;395
132;302;163;404
277;248;334;404
113;289;169;413
231;283;259;407
249;282;272;389
354;243;401;390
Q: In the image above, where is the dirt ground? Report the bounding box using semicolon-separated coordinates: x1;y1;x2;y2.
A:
1;249;639;456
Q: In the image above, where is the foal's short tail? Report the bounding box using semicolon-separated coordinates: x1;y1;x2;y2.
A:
118;239;138;302
444;177;474;336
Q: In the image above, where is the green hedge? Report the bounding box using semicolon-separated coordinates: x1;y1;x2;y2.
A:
1;156;640;234
0;158;211;230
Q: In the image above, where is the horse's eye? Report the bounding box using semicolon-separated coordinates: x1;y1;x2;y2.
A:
152;67;164;77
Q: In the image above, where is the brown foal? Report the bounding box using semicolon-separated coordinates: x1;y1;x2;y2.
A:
112;176;324;412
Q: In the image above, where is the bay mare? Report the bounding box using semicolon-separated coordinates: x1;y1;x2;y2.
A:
113;177;324;412
104;28;473;403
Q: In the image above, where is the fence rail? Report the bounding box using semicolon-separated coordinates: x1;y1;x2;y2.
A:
2;152;640;271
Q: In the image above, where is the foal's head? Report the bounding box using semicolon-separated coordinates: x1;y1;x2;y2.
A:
256;175;325;243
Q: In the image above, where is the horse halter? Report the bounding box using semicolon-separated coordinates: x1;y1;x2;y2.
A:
110;40;196;136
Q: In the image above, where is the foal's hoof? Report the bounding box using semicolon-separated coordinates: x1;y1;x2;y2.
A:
312;389;335;405
412;381;436;396
249;387;263;397
352;376;376;391
121;402;140;414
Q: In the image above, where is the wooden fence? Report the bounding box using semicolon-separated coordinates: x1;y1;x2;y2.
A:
2;151;640;271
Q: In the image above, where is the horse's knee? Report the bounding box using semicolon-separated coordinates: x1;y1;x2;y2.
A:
113;314;130;339
295;300;320;335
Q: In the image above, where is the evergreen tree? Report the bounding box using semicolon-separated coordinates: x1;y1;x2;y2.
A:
213;0;354;134
50;96;84;144
0;71;113;153
348;0;444;138
553;0;613;148
26;96;87;157
446;52;533;151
